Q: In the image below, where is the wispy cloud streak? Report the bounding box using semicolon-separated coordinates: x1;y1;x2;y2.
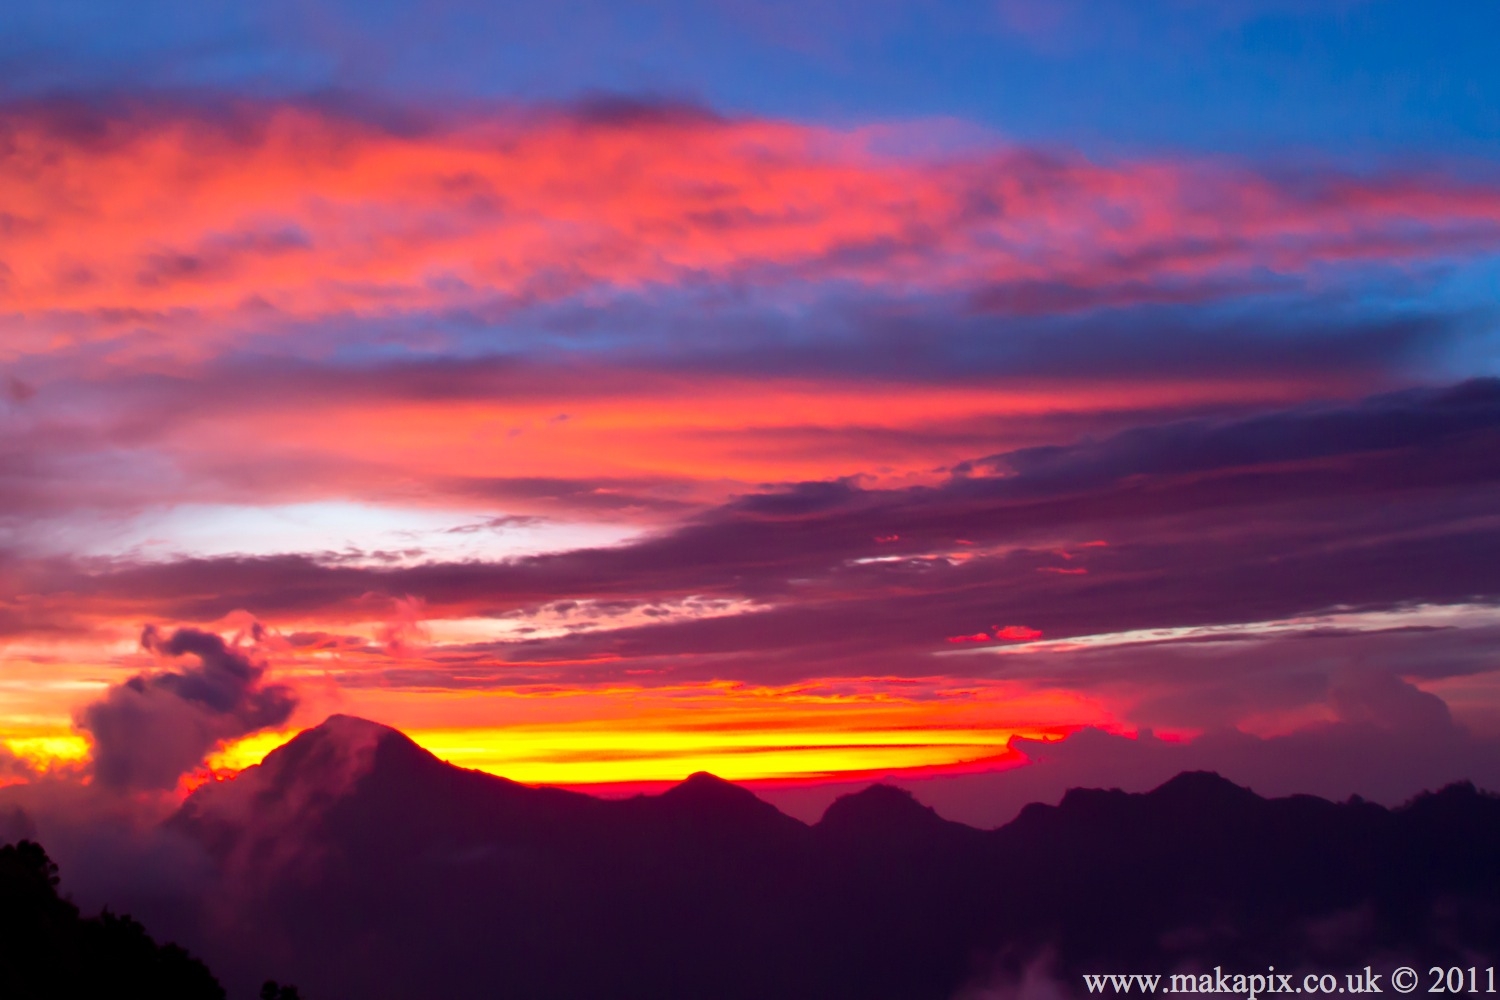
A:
4;99;1499;362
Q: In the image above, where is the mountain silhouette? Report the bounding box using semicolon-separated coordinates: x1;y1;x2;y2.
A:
167;717;1500;1000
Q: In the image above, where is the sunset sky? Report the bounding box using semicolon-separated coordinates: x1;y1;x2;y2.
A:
3;0;1500;819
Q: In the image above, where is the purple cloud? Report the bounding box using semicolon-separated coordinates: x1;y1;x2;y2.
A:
75;626;298;790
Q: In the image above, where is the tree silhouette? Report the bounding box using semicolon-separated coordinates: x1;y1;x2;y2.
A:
1;838;225;1000
261;980;303;1000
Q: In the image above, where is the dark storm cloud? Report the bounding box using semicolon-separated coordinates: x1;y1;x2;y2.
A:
75;627;298;790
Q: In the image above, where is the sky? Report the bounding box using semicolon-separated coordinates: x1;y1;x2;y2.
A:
3;0;1500;823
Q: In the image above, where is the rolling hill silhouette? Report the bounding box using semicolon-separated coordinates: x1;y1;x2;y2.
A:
169;716;1500;1000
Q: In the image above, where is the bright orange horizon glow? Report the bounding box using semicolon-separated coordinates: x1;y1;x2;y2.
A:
202;723;1043;786
180;678;1105;787
3;623;1108;792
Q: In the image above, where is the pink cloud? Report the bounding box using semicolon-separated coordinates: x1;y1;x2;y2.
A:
4;100;1499;361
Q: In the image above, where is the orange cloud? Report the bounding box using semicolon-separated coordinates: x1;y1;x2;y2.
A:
172;372;1336;497
5;101;1499;360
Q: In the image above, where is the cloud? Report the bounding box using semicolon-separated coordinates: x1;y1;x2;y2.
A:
2;314;1424;538
4;377;1500;799
760;665;1500;827
8;379;1500;657
4;98;1499;363
2;97;1491;561
75;625;298;790
3;375;35;404
894;700;1500;830
0;744;36;788
980;376;1500;487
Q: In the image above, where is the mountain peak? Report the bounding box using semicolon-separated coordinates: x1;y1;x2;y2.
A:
1148;770;1259;805
662;770;758;805
655;771;807;836
823;782;926;817
175;714;436;847
818;783;958;841
315;714;404;741
241;714;419;785
679;770;733;788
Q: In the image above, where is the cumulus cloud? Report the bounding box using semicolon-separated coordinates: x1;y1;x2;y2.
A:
376;595;431;657
75;626;298;791
0;742;36;783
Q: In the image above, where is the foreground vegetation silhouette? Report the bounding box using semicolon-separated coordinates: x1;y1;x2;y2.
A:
0;839;224;1000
